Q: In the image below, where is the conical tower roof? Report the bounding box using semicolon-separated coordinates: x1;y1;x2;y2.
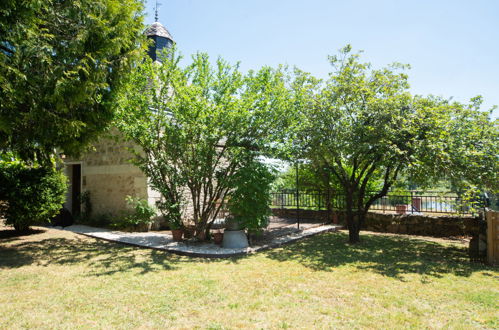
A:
145;21;174;41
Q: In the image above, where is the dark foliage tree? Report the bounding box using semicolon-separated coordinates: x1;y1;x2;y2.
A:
0;160;67;232
0;0;145;163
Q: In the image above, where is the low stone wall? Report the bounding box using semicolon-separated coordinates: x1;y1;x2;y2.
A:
362;212;479;237
271;208;480;237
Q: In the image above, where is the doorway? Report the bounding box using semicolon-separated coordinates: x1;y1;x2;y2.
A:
65;164;82;216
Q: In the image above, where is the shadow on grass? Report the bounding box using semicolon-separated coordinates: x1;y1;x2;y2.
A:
0;234;236;276
0;228;47;240
265;232;491;280
1;228;491;280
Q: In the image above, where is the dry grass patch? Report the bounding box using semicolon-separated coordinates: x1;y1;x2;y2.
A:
0;225;497;329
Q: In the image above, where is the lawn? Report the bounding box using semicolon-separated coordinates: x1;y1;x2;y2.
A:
0;226;497;329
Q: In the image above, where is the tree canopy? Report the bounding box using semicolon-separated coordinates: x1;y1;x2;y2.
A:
116;45;498;243
0;0;145;163
295;46;498;243
116;50;288;239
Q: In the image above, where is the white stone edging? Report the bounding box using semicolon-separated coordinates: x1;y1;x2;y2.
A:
60;224;342;258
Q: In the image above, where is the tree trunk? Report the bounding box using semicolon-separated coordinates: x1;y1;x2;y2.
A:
346;211;361;244
348;222;360;243
195;228;206;241
204;222;212;241
13;223;29;233
344;190;361;244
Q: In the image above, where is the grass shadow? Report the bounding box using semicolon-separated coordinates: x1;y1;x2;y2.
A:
265;231;492;280
3;227;489;281
0;228;47;240
0;233;234;276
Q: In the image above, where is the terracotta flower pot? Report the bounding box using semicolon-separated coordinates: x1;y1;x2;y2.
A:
171;229;183;241
395;204;407;215
213;232;224;245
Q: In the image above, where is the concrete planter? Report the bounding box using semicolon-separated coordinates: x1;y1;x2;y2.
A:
222;230;248;248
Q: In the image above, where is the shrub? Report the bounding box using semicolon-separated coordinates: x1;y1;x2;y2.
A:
111;196;156;230
0;161;67;232
155;200;183;230
78;212;113;228
227;159;275;233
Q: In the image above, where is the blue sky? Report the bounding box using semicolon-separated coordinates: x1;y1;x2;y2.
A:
146;0;499;117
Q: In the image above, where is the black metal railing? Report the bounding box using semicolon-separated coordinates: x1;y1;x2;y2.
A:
271;191;327;210
270;190;484;215
368;192;482;214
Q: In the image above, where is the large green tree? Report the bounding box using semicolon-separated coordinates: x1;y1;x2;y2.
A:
116;50;289;240
0;0;145;163
299;46;498;243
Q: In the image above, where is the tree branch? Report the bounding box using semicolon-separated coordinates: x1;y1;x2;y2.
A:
0;44;14;55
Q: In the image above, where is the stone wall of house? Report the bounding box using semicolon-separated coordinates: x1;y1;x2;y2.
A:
84;171;147;216
79;130;141;167
65;129;149;217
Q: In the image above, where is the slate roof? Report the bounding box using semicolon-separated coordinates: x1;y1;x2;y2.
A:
145;22;174;41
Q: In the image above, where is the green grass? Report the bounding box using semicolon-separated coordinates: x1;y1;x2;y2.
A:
0;226;498;329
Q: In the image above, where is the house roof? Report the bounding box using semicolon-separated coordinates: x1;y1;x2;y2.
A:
145;22;174;41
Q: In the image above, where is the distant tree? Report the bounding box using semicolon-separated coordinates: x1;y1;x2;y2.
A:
116;50;289;240
0;0;145;163
299;46;498;243
433;97;498;194
273;164;322;191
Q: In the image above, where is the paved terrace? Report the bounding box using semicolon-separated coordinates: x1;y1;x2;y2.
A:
61;223;341;258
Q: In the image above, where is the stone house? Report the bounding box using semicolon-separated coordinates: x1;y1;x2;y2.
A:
63;21;173;221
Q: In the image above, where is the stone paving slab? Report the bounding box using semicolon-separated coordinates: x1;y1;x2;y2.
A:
61;224;342;258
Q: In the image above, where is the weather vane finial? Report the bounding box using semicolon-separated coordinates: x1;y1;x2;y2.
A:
155;1;162;22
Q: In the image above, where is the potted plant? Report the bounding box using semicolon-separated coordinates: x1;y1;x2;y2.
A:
395;204;407;214
155;199;184;241
111;196;156;232
169;219;183;241
212;230;224;245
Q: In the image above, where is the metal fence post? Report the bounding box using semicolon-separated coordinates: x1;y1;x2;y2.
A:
296;161;300;230
327;189;331;224
411;191;414;214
